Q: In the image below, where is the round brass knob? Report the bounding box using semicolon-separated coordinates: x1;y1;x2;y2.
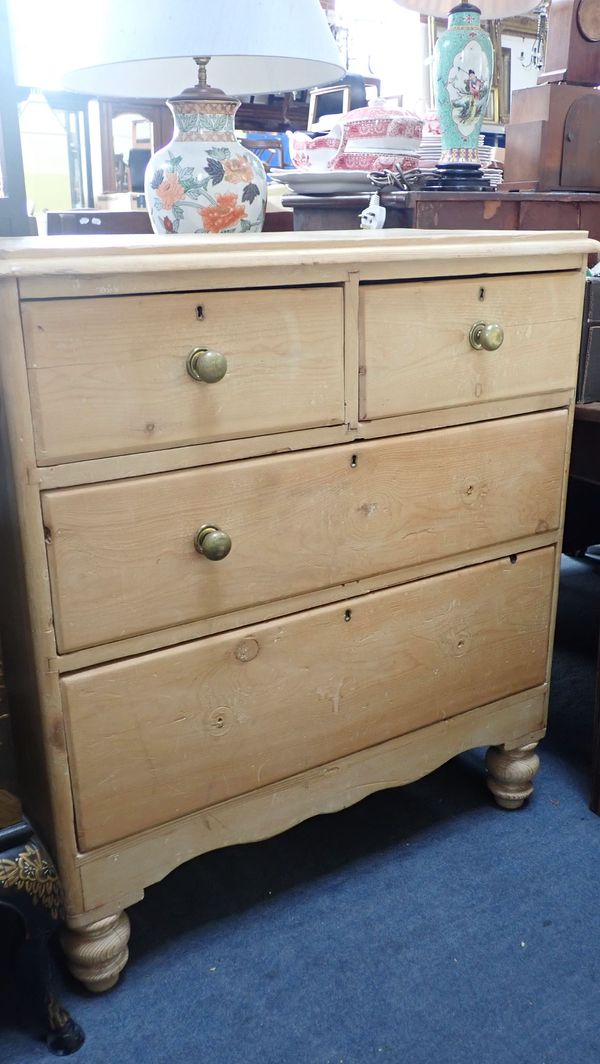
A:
186;348;227;383
194;524;232;561
469;321;504;351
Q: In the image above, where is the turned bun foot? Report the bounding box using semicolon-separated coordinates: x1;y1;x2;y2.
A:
485;742;540;810
61;912;130;993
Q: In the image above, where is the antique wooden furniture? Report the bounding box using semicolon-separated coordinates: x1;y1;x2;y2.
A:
99;95;310;193
540;0;600;85
504;0;600;192
562;279;600;559
44;208;293;236
282;189;600;241
561;401;600;814
0;229;594;993
504;84;600;192
576;277;600;401
44;210;154;236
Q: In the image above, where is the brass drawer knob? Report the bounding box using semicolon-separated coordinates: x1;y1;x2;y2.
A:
194;524;232;561
186;347;227;383
469;322;504;351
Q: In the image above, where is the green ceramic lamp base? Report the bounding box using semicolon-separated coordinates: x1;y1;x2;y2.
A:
434;0;494;178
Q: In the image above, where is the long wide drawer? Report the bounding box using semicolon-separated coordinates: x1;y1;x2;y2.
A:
43;409;568;653
22;286;345;464
62;547;555;850
360;271;582;421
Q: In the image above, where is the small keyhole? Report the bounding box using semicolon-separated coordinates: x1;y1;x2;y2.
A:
196;305;204;320
509;554;517;564
344;609;352;622
479;287;486;301
351;454;358;468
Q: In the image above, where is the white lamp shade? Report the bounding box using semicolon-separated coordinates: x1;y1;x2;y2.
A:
9;0;345;96
394;0;536;19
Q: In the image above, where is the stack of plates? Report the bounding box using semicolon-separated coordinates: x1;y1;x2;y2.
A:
418;135;494;170
419;135;442;168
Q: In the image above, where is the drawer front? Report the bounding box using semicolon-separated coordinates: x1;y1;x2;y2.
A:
22;287;345;464
360;271;582;421
62;547;555;850
43;410;567;653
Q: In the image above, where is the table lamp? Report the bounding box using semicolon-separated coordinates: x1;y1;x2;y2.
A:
394;0;536;189
41;0;344;234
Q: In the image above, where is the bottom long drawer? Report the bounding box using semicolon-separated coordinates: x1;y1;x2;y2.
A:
63;547;555;851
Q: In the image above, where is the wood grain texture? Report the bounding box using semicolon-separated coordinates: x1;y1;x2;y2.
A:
23;287;345;463
33;392;570;492
74;686;547;916
360;271;582;421
1;229;596;273
49;531;558;675
62;548;554;850
3;230;596;301
43;410;567;653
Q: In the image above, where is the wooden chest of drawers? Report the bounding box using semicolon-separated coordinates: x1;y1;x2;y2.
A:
0;229;594;993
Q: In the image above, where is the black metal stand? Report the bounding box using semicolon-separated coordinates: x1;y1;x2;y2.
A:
429;163;491;192
0;820;84;1055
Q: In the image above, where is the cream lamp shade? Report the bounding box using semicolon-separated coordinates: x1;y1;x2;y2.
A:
9;0;345;97
394;0;536;16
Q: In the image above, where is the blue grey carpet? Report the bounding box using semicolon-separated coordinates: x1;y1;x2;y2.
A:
2;555;600;1064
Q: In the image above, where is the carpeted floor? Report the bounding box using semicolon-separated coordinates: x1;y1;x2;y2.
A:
2;555;600;1064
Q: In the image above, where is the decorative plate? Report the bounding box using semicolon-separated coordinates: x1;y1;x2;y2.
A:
269;169;377;195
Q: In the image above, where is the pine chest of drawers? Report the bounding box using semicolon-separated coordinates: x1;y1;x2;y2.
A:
0;230;595;992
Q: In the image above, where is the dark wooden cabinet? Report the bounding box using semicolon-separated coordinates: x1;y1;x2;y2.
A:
539;0;600;86
283;188;600;246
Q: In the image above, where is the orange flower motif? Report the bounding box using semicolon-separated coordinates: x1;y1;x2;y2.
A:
156;171;184;210
199;192;247;233
223;155;254;183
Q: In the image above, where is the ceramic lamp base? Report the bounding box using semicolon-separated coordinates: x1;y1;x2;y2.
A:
145;90;267;236
433;3;494;190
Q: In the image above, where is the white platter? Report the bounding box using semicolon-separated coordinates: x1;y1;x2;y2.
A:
270;169;379;195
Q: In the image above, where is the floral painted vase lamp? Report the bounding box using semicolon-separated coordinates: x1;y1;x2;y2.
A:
57;0;344;234
394;0;536;189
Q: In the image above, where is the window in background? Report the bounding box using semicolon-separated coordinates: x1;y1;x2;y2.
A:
18;90;92;215
335;0;428;112
0;0;30;234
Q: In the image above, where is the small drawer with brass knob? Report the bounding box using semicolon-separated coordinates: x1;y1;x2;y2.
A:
22;286;345;463
359;271;582;422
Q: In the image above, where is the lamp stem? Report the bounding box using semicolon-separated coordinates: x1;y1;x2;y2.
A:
193;56;211;89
